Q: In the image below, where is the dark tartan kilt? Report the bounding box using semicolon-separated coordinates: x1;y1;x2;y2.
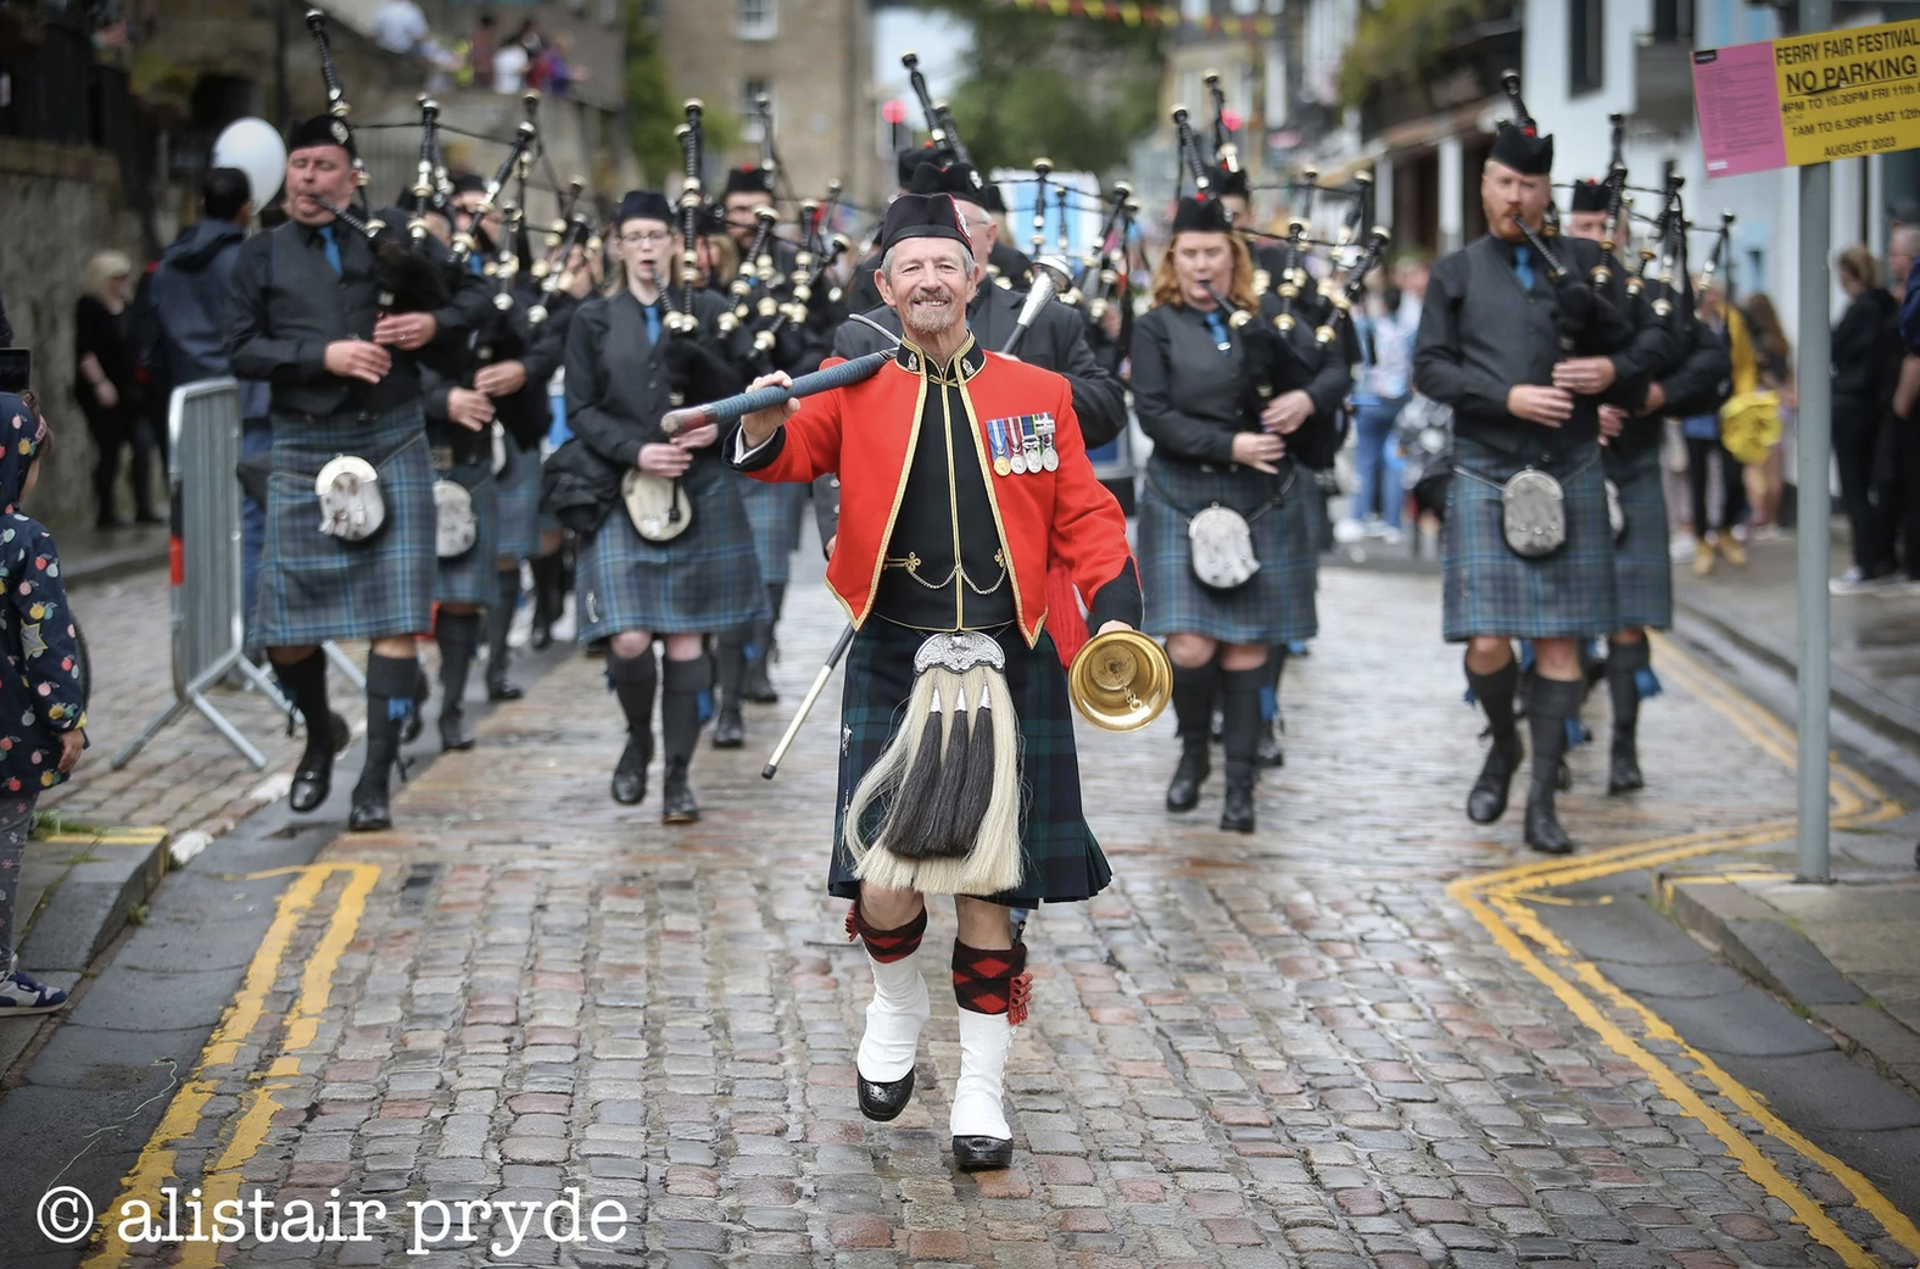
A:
1442;436;1618;642
433;460;499;607
254;404;436;646
738;476;808;587
1138;455;1317;645
575;460;771;640
494;440;544;561
829;619;1111;908
1604;446;1673;631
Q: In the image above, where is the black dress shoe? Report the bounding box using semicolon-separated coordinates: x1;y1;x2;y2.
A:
289;761;331;813
952;1135;1014;1172
404;678;430;745
1467;734;1523;824
743;662;779;704
712;707;744;749
857;1068;915;1122
529;624;553;651
1257;721;1285;768
1166;745;1209;812
134;510;164;525
347;791;392;832
1219;782;1255;834
1524;799;1575;854
662;759;699;824
440;705;474;752
611;738;648;805
1608;725;1644;794
487;675;524;702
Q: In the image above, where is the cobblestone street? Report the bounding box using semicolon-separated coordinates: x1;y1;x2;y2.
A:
18;563;1920;1269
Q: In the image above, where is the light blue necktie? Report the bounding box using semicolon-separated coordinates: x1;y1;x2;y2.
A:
316;225;342;276
641;302;661;345
1513;245;1535;293
1203;309;1231;353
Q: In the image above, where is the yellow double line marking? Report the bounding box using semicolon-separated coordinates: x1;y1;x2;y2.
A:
80;863;379;1269
1450;635;1918;1267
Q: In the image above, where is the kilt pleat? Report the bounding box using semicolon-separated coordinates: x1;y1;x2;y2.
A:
254;405;436;646
829;619;1111;908
1442;437;1618;642
494;441;544;561
575;460;771;640
1137;456;1317;645
738;477;808;588
1604;447;1674;631
433;462;499;607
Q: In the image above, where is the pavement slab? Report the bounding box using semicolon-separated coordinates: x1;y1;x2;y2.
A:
1;560;1916;1268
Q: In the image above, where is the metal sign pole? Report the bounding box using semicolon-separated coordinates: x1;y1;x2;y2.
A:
1794;0;1833;883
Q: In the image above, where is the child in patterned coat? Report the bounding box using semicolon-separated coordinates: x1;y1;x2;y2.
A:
0;392;88;1015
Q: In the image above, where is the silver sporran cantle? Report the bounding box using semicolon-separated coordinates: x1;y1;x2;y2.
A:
1605;478;1626;543
315;455;386;542
1501;467;1567;558
1188;504;1261;590
434;479;478;557
621;469;694;542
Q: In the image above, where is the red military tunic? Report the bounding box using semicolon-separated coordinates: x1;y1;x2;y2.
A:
733;334;1141;643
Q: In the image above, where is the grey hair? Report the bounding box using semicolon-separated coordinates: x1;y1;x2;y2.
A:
879;238;977;282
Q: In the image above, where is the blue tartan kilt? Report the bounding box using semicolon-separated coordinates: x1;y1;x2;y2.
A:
254;404;436;646
1137;455;1318;645
494;439;543;560
433;459;499;607
829;619;1111;908
1442;437;1618;642
738;476;807;587
575;460;771;640
1604;446;1673;631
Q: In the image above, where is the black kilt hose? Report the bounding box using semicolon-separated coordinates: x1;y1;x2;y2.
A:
1603;445;1673;631
1442;436;1619;642
494;439;543;561
738;477;808;587
1138;454;1318;645
254;404;437;646
830;619;1111;908
575;460;771;641
432;450;499;607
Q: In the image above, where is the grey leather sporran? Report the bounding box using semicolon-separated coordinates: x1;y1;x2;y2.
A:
1500;468;1567;558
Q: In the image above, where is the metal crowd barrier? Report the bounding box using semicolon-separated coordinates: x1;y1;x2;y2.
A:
111;379;362;770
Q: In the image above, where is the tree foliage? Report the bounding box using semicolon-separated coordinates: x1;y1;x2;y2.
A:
931;2;1162;177
1336;0;1494;109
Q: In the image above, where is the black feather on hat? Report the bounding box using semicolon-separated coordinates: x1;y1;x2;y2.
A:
1490;71;1553;176
897;145;945;189
1568;178;1608;213
724;164;776;197
396;186;452;220
288;114;354;156
452;173;488;197
1171;196;1232;235
616;189;673;226
878;193;971;255
908;159;991;209
1212;165;1250;200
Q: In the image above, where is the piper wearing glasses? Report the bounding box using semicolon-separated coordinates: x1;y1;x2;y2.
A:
555;190;764;823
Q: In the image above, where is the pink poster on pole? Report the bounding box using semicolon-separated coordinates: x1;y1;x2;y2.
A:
1693;41;1787;179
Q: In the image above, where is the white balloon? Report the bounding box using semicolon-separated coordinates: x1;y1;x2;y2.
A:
211;118;287;211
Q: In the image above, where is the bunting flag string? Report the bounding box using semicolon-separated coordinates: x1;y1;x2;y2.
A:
984;0;1279;39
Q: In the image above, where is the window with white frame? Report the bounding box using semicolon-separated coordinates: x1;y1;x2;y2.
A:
742;80;773;142
738;0;776;41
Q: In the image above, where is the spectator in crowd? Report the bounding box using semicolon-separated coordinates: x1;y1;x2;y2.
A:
532;30;585;97
372;0;430;56
1339;253;1426;546
151;167;274;623
0;279;11;347
1887;228;1920;589
1829;245;1901;593
494;32;531;93
74;250;159;527
1684;284;1751;576
1740;292;1793;541
463;13;497;90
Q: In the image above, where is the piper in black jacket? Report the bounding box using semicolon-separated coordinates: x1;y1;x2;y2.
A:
1569;181;1732;796
225;117;487;832
1412;103;1674;856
